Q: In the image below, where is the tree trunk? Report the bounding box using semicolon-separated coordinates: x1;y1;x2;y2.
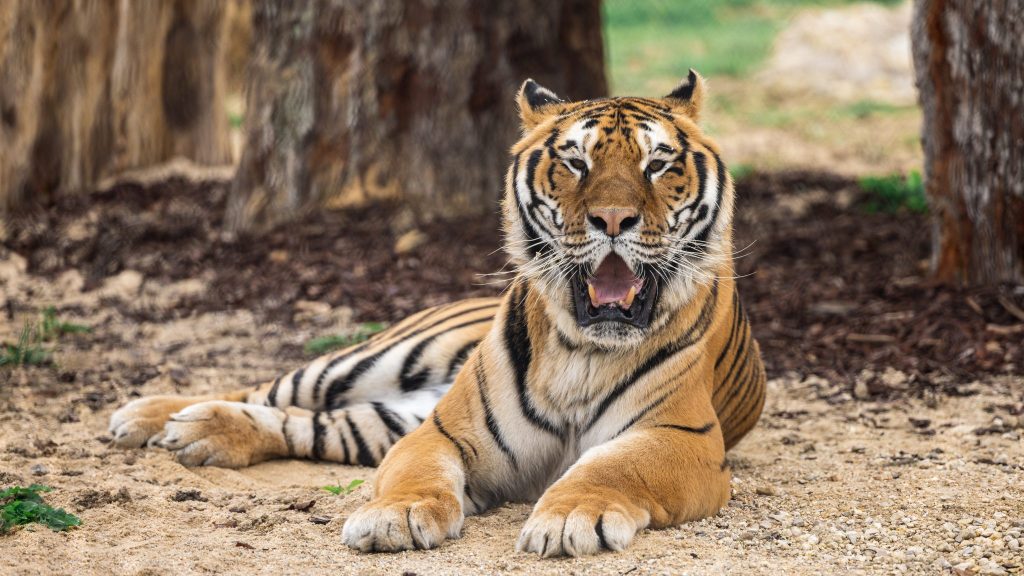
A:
911;0;1024;286
0;0;233;211
227;0;606;231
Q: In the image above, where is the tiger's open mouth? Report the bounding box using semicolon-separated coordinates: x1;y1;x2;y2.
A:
572;252;658;328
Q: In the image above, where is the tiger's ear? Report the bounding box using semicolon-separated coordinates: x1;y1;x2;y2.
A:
664;69;706;122
517;79;565;130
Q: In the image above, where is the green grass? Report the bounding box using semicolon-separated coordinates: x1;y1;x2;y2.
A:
603;0;905;95
0;324;51;367
304;322;388;356
1;485;81;534
321;479;364;496
0;308;89;368
859;170;927;213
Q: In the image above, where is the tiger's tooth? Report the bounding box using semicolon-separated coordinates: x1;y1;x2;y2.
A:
623;286;636;309
587;283;598;307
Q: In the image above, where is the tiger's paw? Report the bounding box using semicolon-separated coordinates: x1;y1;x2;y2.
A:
342;492;464;552
109;395;208;448
158;401;288;468
516;488;650;557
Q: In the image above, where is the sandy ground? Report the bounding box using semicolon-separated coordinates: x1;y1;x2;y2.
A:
1;261;1022;576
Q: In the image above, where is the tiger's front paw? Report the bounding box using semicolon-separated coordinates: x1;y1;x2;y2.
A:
109;396;207;448
517;487;650;557
342;492;464;552
158;401;288;468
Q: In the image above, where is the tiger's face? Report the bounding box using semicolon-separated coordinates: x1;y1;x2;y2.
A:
503;71;734;349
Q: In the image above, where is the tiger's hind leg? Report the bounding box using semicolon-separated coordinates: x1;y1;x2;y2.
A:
157;386;445;468
109;298;497;460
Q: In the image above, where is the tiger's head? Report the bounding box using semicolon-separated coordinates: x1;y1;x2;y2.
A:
503;70;734;349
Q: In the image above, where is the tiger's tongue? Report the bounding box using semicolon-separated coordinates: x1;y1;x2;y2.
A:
587;253;643;308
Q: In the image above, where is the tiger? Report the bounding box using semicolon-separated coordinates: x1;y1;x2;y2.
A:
108;70;765;557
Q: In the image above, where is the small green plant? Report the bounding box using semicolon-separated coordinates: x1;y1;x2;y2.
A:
0;324;51;367
0;308;89;368
321;479;364;496
859;171;927;214
40;307;90;341
304;322;387;356
1;485;82;534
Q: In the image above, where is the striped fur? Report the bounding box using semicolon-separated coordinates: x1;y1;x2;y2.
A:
109;71;765;557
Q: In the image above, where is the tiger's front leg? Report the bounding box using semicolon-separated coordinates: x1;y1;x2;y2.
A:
518;397;730;557
340;410;469;552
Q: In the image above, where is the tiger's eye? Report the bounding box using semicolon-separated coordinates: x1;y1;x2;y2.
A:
646;160;667;173
568;158;587;171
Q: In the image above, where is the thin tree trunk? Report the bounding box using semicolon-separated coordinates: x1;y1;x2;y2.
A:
0;0;233;211
911;0;1024;286
227;0;606;231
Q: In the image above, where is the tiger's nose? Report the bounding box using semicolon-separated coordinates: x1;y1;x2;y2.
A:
587;208;639;237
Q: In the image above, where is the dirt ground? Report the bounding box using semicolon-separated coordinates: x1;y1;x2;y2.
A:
0;315;1021;575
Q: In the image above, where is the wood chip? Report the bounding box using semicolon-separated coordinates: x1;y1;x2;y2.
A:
997;295;1024;322
986;323;1024;335
846;333;896;344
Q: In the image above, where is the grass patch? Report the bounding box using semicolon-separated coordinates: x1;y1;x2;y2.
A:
321;479;364;496
0;307;89;368
304;322;388;356
603;0;906;95
841;99;916;119
859;171;927;214
0;325;51;367
1;485;82;534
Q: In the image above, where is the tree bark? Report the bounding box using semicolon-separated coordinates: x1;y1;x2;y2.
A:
227;0;606;231
0;0;233;212
911;0;1024;286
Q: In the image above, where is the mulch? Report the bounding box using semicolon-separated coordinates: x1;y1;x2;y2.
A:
3;171;1021;397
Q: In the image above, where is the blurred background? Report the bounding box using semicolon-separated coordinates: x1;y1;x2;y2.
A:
0;0;1021;395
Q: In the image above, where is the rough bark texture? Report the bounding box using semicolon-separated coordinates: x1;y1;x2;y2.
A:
227;0;607;231
911;0;1024;286
0;0;234;212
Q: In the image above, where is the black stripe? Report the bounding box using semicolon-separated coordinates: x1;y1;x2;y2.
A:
714;292;741;369
611;356;698;438
724;363;765;441
327;411;350;464
555;329;579;351
289;368;305;408
656;422;715;434
595;515;609;549
503;282;562;436
281;414;295;457
445;340;481;380
399;317;492;392
371;402;407;437
267;376;282;407
585;280;719;432
345;414;377;467
717;336;755;413
433;413;468;467
475;360;518;469
687;151;726;249
311;341;373;407
312;412;326;460
324;303;498;408
715;314;749;403
726;347;758;415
